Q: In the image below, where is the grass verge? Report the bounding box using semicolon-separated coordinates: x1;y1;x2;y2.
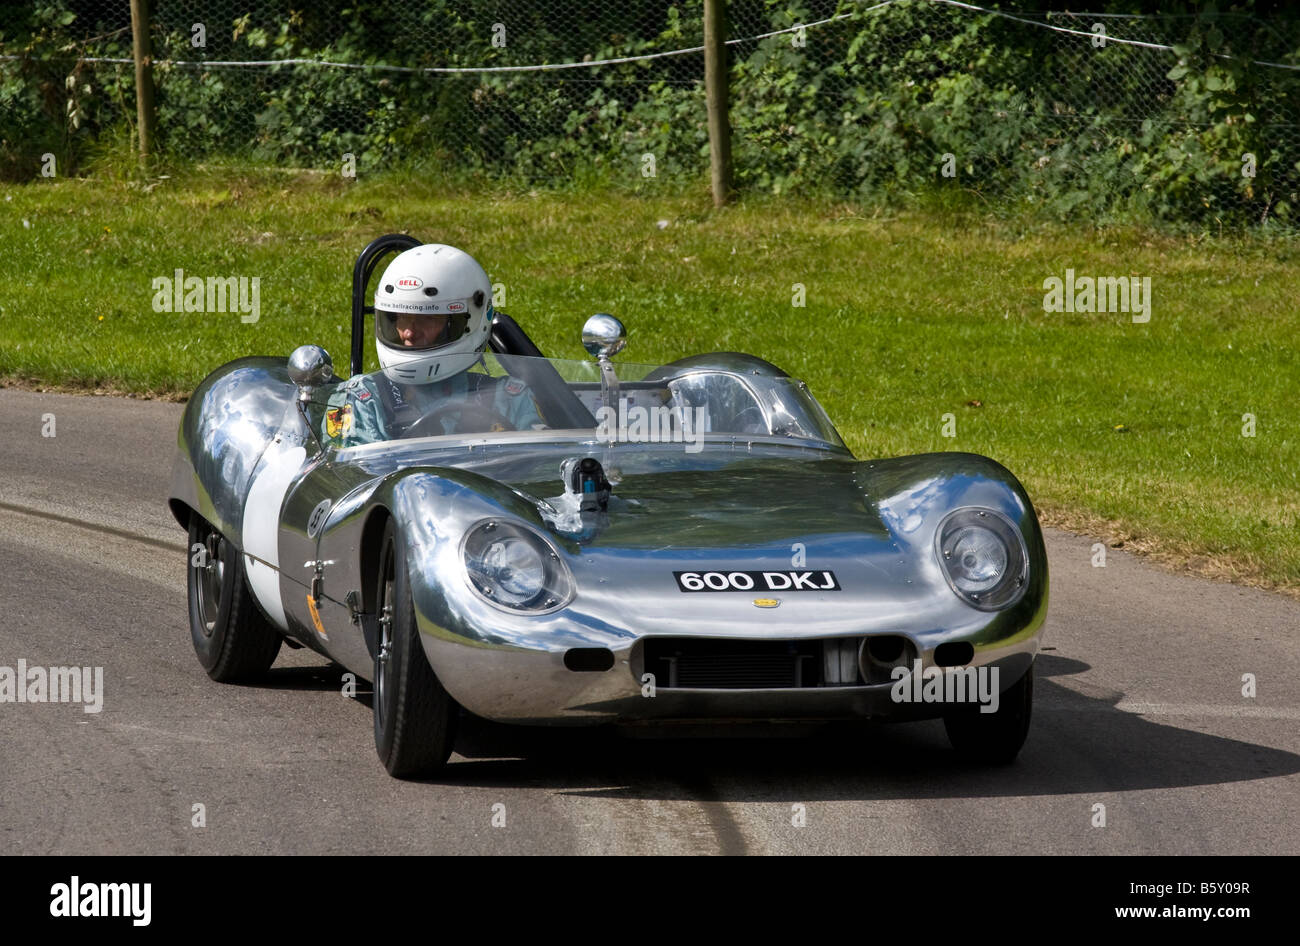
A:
2;168;1296;596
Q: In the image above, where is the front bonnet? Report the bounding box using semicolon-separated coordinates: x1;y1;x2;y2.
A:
384;444;1046;652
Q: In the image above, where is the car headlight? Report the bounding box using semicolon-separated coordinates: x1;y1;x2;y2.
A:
462;520;573;613
934;508;1028;611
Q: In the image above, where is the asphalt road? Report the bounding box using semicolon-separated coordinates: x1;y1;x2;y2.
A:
1;387;1296;855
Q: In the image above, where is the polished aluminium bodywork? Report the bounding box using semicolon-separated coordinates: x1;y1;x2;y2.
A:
168;350;1048;726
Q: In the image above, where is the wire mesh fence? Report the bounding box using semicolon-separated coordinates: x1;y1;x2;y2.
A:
3;1;1298;228
725;3;1300;224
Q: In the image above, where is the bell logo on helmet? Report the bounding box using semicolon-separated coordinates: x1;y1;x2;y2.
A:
445;301;466;313
396;276;423;289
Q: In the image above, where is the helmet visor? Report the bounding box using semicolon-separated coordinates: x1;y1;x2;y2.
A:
376;309;471;352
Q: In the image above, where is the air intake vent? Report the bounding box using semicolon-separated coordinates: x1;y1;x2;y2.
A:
643;638;870;689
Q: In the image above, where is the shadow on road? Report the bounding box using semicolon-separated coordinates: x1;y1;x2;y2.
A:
251;664;358;692
392;654;1300;799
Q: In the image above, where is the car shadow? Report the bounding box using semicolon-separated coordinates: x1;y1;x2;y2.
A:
406;653;1300;799
253;664;358;692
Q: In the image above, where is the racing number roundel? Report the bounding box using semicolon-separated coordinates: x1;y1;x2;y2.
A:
307;500;332;539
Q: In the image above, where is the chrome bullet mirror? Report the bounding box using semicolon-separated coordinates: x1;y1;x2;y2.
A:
582;315;624;424
288;345;334;455
582;314;626;361
288;345;334;401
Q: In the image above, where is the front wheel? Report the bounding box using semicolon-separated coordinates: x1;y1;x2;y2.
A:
186;514;282;682
943;663;1033;764
372;519;458;778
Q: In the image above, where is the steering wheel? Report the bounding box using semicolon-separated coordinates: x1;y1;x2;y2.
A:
403;403;518;439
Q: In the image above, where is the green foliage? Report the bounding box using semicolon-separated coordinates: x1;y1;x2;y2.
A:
2;1;1297;227
0;0;136;181
726;2;1299;227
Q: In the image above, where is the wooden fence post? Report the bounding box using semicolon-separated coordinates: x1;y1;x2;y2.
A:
129;0;155;168
703;0;733;206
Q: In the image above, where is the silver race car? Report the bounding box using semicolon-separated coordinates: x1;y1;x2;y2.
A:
168;235;1049;777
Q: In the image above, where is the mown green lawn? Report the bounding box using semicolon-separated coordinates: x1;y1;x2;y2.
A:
1;170;1296;593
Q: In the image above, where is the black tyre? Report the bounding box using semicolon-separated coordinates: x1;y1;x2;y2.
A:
372;519;457;778
943;663;1033;764
187;513;282;682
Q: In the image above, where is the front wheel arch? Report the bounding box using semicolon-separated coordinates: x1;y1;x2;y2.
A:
185;512;282;682
371;518;457;777
358;506;392;661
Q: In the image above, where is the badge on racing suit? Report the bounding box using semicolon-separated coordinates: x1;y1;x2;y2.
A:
325;404;353;440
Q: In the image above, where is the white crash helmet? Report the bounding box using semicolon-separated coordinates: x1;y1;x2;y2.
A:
373;244;494;383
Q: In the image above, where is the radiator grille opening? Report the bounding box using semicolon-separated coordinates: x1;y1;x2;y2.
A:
643;638;861;689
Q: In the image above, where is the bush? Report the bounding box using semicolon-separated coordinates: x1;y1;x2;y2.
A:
2;0;1296;228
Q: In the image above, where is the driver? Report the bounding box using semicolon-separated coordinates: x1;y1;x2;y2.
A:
322;243;545;446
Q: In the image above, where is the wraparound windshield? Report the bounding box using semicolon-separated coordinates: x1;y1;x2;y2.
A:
312;351;845;449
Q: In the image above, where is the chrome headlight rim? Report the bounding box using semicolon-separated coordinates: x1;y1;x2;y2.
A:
934;507;1029;612
460;518;575;614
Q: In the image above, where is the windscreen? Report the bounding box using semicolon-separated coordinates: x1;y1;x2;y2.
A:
311;351;845;449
